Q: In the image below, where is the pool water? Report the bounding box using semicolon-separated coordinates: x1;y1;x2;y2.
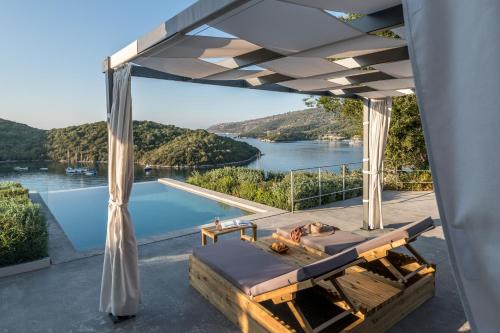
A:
43;181;250;251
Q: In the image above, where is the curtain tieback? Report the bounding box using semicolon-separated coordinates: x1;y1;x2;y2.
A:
362;170;382;175
108;200;128;208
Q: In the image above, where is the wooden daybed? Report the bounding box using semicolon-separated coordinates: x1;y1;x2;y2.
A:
189;218;436;333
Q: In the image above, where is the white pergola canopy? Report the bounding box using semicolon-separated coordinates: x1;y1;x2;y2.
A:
103;1;500;331
106;0;412;99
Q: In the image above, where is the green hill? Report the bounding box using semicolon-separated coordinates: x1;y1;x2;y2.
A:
0;119;47;161
0;119;259;167
207;108;359;141
138;130;259;167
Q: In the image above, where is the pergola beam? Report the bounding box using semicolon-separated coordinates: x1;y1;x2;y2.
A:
349;5;404;33
105;0;250;71
130;65;330;96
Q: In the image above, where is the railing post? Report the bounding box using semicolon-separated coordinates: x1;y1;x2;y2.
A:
318;167;322;206
290;170;294;213
342;164;346;201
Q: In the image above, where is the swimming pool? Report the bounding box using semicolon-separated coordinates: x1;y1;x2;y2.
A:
43;181;250;251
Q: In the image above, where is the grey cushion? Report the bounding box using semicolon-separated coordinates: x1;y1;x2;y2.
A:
276;222;367;255
249;248;358;296
355;217;434;254
193;238;358;297
301;231;367;255
192;239;295;296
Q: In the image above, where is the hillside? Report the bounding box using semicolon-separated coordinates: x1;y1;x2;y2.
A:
207;108;358;141
0;119;259;167
0;119;47;161
138;130;259;167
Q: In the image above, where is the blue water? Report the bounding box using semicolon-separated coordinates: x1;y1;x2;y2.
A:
43;182;249;251
0;139;362;192
239;138;362;171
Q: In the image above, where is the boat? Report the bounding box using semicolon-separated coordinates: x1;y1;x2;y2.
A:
39;167;48;171
144;165;153;172
13;166;28;171
65;167;77;174
84;169;97;176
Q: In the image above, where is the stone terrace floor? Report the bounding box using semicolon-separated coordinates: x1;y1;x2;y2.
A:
0;191;469;332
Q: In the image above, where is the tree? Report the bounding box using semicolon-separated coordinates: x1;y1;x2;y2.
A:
304;96;363;138
386;95;428;169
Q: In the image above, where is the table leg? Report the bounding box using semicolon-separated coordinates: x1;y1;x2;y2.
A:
240;228;246;240
201;232;207;246
213;235;218;244
252;225;257;242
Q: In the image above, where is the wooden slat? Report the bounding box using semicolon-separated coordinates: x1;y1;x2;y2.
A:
287;301;314;333
254;237;326;267
337;270;402;310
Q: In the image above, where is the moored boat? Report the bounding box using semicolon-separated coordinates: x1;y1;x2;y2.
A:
65;167;77;174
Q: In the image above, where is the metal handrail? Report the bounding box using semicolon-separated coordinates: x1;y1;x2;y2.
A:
290;162;433;212
290;161;362;172
290;161;363;213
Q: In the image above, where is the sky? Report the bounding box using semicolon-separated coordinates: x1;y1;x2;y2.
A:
0;0;307;130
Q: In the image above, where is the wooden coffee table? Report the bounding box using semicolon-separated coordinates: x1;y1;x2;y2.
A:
201;223;257;246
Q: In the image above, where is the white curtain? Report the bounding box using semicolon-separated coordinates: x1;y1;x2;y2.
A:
99;64;141;316
403;0;500;331
368;98;391;229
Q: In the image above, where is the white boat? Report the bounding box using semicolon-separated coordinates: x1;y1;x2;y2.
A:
65;167;77;174
84;169;97;176
144;165;153;172
39;167;48;171
13;166;28;171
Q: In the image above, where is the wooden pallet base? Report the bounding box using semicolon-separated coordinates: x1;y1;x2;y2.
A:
189;239;435;333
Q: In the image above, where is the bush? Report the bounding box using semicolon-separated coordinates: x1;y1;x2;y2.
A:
187;167;363;211
383;169;433;191
0;182;48;267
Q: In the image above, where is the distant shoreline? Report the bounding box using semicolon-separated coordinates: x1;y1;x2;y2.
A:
215;133;362;144
0;153;261;170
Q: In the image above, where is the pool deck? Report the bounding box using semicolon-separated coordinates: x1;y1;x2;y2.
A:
0;190;469;332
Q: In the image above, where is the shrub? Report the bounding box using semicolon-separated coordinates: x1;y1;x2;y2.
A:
188;167;431;211
0;182;48;267
383;169;433;191
186;167;363;211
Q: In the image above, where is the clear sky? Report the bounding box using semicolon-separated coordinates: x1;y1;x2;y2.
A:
0;0;307;130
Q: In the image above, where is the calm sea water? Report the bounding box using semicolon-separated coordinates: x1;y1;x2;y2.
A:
239;138;362;172
0;139;362;192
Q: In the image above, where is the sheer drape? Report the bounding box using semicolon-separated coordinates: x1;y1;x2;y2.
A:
403;1;500;331
99;64;141;316
368;98;391;229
